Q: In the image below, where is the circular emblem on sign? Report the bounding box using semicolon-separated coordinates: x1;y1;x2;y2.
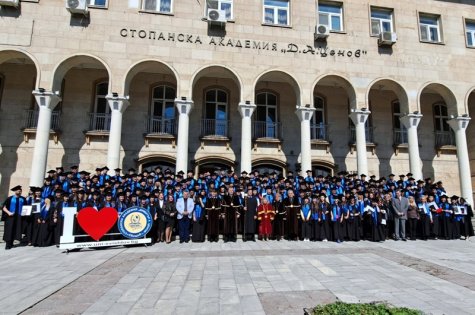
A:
118;206;152;239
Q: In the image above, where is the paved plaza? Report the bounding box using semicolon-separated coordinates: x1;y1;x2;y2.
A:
1;238;475;315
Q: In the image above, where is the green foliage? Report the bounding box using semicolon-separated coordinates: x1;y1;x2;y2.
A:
309;301;423;315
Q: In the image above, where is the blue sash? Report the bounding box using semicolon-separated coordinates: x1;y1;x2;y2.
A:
9;196;24;215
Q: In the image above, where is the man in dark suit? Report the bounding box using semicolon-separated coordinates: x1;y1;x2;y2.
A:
391;189;409;241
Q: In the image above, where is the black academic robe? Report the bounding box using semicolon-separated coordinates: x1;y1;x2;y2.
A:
2;195;26;244
50;201;69;246
221;194;240;239
282;197;300;239
463;204;474;237
272;200;285;239
192;197;206;242
205;197;221;240
244;196;258;238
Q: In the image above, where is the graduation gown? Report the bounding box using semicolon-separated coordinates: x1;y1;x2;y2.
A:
205;197;221;238
2;195;26;244
244;196;258;237
282;197;300;239
221;194;240;238
257;203;275;236
463;204;474;237
313;202;330;241
272;200;285;239
192;197;206;242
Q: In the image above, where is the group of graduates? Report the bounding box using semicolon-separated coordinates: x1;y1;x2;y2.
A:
2;165;474;249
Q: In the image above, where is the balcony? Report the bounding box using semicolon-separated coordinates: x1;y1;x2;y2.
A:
22;109;61;144
200;119;231;150
435;131;456;157
349;125;376;155
84;113;111;145
144;116;177;148
252;121;283;151
310;123;331;152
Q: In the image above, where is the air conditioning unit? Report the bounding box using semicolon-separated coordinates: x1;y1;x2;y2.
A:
378;31;397;46
207;8;227;24
315;24;330;40
0;0;19;7
66;0;88;15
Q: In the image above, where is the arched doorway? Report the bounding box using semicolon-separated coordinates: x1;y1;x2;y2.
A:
312;160;335;177
137;155;176;173
194;156;235;175
252;159;287;176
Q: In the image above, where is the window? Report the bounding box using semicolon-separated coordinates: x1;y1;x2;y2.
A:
433;103;455;146
204;89;228;137
142;0;172;13
419;13;442;43
149;85;176;134
87;0;107;8
466;20;475;47
311;96;327;140
207;0;233;20
90;81;110;131
255;92;279;138
371;7;394;36
392;101;408;145
263;0;289;26
318;2;343;32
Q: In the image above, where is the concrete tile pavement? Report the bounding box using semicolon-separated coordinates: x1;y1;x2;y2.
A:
1;238;475;314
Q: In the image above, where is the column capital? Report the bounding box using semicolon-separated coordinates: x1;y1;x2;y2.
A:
238;102;256;118
448;116;471;131
295;106;315;122
400;113;423;129
106;95;130;113
32;90;61;110
175;98;194;115
349;109;370;125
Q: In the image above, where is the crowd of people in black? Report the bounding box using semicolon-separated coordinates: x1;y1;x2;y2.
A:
2;166;474;250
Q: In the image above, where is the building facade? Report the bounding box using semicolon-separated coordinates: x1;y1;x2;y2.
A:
0;0;474;203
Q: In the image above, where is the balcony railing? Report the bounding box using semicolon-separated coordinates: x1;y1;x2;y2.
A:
349;126;375;144
311;123;329;141
435;131;456;147
393;128;408;146
23;109;61;131
146;116;177;136
88;113;111;132
252;121;282;139
201;119;229;138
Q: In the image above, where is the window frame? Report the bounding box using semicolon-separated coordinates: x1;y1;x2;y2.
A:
317;1;344;33
433;103;450;133
205;0;234;21
418;12;443;44
262;0;291;27
465;18;475;48
150;84;177;119
92;80;110;114
312;95;326;126
87;0;108;9
370;6;394;37
141;0;174;15
255;90;280;138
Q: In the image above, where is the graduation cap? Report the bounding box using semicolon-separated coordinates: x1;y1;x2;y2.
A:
177;170;185;175
424;177;432;181
360;174;367;178
114;168;121;172
56;166;64;171
399;174;405;178
406;173;413;177
95;167;102;172
389;173;395;177
47;169;56;174
128;168;137;173
44;177;52;181
70;165;78;170
102;166;110;171
451;195;459;200
10;185;22;192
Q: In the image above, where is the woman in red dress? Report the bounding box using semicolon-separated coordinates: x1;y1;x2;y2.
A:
257;197;275;240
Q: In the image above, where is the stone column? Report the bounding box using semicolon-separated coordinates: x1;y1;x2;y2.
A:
448;116;473;206
295;106;315;174
30;90;61;187
175;98;194;173
349;109;370;176
400;113;423;180
238;102;256;174
106;95;129;171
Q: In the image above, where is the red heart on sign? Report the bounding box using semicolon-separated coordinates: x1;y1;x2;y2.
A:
77;207;118;241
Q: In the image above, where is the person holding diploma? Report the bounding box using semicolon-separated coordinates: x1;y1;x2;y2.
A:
2;185;26;250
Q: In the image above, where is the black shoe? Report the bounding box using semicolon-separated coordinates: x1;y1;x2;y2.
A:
402;238;407;241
